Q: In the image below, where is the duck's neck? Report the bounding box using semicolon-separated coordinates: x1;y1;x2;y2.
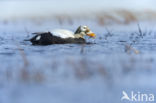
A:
74;31;86;39
74;34;84;38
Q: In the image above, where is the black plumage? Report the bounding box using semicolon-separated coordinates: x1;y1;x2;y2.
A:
29;32;86;45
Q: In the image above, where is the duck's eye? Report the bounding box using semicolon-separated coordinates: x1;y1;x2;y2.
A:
83;27;86;30
81;27;87;31
83;26;87;29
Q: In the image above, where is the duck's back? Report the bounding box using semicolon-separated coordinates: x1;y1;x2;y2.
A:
51;29;75;38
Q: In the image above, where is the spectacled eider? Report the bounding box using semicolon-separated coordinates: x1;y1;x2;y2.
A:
27;26;96;45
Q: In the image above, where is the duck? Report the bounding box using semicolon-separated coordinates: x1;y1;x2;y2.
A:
27;25;96;45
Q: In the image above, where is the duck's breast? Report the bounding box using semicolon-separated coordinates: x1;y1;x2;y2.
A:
51;29;75;38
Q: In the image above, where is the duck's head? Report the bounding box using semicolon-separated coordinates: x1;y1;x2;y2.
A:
74;26;96;38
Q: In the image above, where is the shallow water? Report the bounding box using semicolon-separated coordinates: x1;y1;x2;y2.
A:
0;20;156;103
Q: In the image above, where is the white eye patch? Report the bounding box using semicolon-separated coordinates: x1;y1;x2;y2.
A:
81;27;87;32
36;35;41;41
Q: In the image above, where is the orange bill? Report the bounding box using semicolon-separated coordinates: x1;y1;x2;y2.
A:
87;32;96;38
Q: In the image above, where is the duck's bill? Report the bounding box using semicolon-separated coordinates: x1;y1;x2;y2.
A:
87;32;96;38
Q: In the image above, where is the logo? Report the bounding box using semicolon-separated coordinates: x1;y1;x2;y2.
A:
121;91;154;102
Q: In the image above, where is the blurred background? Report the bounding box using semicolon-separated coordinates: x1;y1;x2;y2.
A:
0;0;156;21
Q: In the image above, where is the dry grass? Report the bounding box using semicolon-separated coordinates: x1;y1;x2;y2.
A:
24;26;30;38
104;27;113;40
14;43;44;83
123;24;148;54
45;9;156;26
116;10;137;24
96;13;121;25
96;10;156;25
2;9;156;26
55;15;73;25
124;44;140;54
16;43;29;69
66;58;108;80
15;43;30;82
80;44;86;54
98;10;137;25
